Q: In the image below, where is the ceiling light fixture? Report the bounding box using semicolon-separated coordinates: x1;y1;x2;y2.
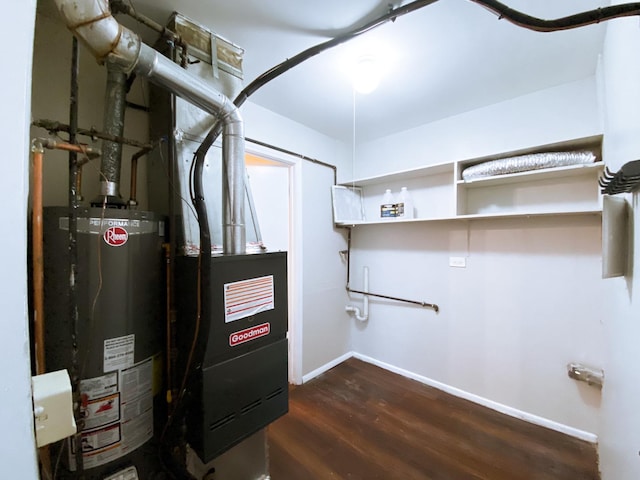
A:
351;55;381;94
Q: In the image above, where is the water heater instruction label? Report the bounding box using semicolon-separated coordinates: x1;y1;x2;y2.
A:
79;373;120;430
224;275;275;323
70;356;154;471
104;334;135;373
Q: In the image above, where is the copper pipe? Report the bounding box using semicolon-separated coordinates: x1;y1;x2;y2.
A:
129;154;138;206
30;138;93;476
32;141;52;480
36;138;101;158
163;243;173;408
76;166;84;201
33;119;152;150
31;144;45;375
128;147;152;206
28;140;87;367
52;143;94;155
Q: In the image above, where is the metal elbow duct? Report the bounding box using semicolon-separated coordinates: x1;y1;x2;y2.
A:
53;0;245;253
53;0;141;69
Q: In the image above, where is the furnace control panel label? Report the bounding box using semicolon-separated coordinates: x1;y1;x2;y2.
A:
224;275;275;323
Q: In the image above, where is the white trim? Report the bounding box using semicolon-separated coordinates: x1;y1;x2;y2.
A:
303;351;599;443
245;142;304;385
352;352;598;444
289;159;304;385
302;352;354;384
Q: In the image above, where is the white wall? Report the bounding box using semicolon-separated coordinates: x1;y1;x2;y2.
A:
349;77;607;436
246;162;290;252
598;12;640;480
355;77;601;179
1;1;39;478
242;102;352;184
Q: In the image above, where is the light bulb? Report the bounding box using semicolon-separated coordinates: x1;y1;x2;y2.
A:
351;56;381;94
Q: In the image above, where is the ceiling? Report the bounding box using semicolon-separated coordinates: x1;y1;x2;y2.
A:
40;0;609;143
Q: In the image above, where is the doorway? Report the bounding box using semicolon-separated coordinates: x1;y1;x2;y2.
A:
245;149;302;384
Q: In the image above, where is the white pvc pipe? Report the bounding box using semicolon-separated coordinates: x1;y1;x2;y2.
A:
346;266;369;322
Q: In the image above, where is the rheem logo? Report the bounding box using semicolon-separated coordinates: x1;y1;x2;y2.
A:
104;226;128;247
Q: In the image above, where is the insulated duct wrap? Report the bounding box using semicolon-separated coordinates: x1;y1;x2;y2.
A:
99;66;127;198
461;151;596;181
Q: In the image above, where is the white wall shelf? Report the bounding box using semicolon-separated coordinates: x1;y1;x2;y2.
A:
457;162;603;189
336;134;604;226
338;209;602;227
344;161;454;186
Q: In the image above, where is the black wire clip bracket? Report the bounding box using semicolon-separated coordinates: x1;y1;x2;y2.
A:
599;160;640;195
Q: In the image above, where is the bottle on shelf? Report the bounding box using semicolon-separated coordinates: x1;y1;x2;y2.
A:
398;186;414;219
380;189;397;218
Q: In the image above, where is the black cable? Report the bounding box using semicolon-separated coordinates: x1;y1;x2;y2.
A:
469;0;640;32
235;0;441;110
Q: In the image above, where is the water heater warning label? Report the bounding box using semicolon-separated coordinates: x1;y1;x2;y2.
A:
224;275;275;323
70;356;154;471
104;334;135;373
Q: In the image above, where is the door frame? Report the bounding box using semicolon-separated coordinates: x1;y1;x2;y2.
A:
245;143;303;385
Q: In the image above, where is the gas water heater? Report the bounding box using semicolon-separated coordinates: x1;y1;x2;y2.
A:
43;207;166;478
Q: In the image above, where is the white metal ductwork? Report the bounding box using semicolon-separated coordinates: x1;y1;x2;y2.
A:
53;0;246;253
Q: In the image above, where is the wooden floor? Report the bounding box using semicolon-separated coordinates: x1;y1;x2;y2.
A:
267;358;599;480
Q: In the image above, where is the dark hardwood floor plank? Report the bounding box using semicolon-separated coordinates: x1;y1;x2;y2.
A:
268;358;599;480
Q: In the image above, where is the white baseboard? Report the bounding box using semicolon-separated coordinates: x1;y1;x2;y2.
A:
299;351;597;443
301;351;354;383
352;352;598;444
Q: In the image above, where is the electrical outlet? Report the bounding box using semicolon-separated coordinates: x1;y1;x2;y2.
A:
449;256;466;268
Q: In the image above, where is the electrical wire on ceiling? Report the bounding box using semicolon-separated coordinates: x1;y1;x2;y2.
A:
195;0;640;155
470;0;640;32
